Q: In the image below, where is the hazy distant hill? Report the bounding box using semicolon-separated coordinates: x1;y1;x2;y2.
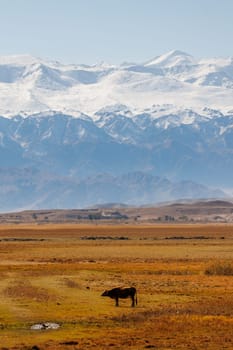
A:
0;200;232;224
0;168;224;212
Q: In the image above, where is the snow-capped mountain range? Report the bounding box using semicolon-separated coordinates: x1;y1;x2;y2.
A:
1;49;233;117
0;50;232;210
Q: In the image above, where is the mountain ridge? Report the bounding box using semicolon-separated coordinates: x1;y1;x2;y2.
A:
1;50;233;117
0;51;232;210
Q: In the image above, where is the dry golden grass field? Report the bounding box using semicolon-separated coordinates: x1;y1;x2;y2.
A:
0;224;233;349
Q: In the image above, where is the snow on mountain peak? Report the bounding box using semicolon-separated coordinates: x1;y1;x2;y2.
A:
0;51;233;118
144;50;196;68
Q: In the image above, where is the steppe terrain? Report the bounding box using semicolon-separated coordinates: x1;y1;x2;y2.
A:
0;200;233;224
0;223;233;349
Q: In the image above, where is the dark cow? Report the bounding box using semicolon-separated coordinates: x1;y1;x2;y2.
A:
101;287;137;307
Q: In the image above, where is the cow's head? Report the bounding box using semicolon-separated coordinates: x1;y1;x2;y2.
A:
101;290;109;296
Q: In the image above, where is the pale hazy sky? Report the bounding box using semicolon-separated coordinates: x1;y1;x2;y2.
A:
0;0;233;64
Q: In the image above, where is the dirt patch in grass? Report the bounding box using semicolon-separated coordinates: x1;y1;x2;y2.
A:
61;277;81;289
4;279;58;303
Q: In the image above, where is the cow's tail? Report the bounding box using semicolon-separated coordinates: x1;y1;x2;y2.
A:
135;290;138;305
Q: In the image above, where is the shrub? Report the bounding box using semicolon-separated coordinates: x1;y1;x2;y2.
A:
205;261;233;276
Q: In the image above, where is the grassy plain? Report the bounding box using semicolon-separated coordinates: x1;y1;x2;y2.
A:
0;224;233;349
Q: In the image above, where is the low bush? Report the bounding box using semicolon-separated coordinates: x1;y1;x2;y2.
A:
205;261;233;276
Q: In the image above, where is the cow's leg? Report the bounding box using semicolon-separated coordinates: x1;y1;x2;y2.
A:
131;296;135;307
115;297;119;307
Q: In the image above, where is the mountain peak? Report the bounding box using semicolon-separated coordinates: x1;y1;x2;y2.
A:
0;51;233;117
145;50;195;68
